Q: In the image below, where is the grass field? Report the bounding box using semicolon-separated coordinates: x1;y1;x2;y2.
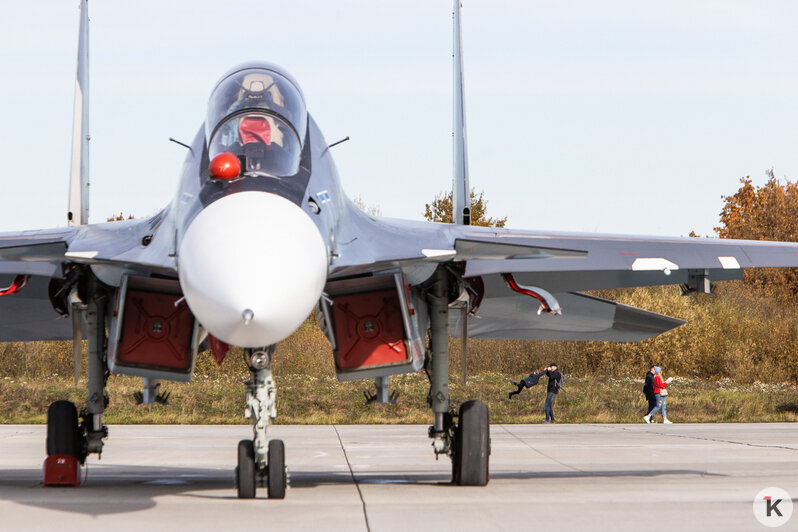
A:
3;282;798;425
3;373;797;425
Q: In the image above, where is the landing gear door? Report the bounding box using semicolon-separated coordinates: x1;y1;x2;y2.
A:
320;271;425;382
107;274;200;382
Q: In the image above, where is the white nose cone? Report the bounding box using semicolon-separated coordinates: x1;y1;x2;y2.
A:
179;191;327;347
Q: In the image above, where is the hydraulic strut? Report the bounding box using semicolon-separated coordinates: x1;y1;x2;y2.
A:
244;346;277;469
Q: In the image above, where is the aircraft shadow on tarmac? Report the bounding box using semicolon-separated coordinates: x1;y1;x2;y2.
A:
289;467;726;489
0;465;236;515
0;465;725;516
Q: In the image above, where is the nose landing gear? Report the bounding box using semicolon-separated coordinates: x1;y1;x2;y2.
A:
234;346;287;499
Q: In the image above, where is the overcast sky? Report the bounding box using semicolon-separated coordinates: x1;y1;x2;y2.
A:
1;1;796;237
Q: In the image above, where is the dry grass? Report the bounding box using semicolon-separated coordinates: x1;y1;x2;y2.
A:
2;373;797;425
462;282;798;383
2;282;798;424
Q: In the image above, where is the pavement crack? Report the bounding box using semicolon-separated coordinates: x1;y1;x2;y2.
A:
595;425;798;452
498;424;584;473
333;425;371;532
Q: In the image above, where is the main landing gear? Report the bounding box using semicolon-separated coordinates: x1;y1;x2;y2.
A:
44;275;108;487
426;266;490;486
235;346;287;499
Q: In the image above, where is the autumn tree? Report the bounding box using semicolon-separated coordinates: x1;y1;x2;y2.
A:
423;189;507;227
715;169;798;299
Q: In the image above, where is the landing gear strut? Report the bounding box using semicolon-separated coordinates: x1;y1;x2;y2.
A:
83;274;109;457
44;273;109;487
235;346;287;499
426;266;490;486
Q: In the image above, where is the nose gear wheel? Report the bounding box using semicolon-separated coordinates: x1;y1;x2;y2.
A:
236;439;256;499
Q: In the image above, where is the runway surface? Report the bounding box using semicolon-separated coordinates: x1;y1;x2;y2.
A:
1;423;796;531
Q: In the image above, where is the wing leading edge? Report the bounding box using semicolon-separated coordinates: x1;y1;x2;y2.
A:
0;211;176;342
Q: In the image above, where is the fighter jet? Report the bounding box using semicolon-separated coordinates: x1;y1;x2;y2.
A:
3;0;798;498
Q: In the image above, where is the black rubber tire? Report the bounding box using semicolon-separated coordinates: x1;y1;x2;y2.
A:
267;439;286;499
236;439;256;499
46;400;81;458
453;400;490;486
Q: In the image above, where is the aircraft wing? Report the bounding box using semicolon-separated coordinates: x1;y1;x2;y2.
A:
329;214;798;341
329;210;587;280
0;211;175;275
0;211;175;342
454;225;798;292
331;213;798;286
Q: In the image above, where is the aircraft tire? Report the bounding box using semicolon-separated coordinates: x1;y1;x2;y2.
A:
236;439;256;499
453;400;490;486
267;439;286;499
46;400;81;458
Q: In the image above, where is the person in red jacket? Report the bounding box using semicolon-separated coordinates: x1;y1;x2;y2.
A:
643;366;673;424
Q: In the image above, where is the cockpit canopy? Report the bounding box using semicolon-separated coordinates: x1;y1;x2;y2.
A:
206;65;307;177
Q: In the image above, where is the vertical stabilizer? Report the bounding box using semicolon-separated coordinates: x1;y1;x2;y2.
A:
452;0;470;225
68;0;90;226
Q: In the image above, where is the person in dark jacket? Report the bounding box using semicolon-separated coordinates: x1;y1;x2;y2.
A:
644;367;673;424
643;365;658;420
508;370;545;398
543;363;563;423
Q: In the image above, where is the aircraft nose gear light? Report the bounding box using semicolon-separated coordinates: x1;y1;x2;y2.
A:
236;346;287;499
249;349;270;370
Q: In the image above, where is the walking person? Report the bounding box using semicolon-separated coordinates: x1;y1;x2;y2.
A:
543;363;563;424
643;366;673;424
643;365;658;421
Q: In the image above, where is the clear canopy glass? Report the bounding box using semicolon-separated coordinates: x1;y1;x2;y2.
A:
207;68;307;177
209;111;301;177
